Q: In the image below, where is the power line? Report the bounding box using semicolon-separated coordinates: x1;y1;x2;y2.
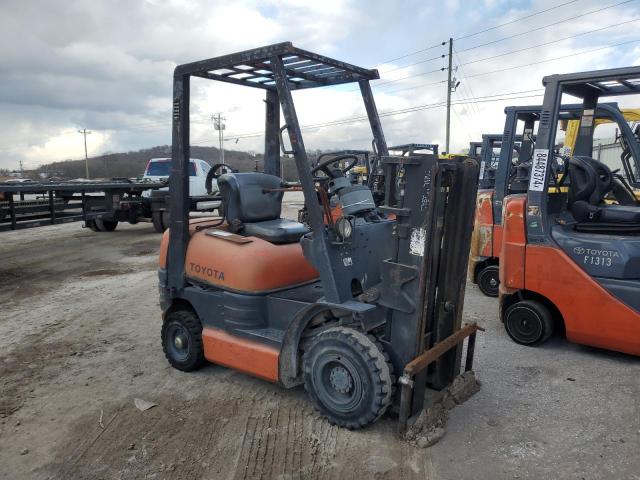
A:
457;0;636;54
372;0;580;68
382;78;448;96
201;89;545;145
453;49;481;116
465;38;640;79
373;42;447;68
373;2;638;90
457;18;640;68
378;52;446;75
454;0;581;41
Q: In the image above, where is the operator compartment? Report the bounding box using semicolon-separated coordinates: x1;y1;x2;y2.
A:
183;172;318;293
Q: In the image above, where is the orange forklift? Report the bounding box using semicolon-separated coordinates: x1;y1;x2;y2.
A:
469;104;628;297
469;130;528;296
158;43;480;430
499;67;640;355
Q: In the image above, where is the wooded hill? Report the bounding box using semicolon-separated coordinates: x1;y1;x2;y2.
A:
32;145;300;181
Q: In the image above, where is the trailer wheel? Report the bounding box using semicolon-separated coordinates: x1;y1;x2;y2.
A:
152;211;165;233
161;309;205;372
477;265;499;297
85;219;100;232
152;211;170;233
303;327;393;429
95;218;118;232
504;299;553;346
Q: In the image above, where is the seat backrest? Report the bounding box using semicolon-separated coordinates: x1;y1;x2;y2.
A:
218;173;284;225
567;156;612;206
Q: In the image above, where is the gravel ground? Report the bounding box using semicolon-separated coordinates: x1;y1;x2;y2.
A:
0;197;638;479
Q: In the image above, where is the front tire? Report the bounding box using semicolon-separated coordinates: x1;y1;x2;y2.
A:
477;265;499;297
504;299;553;346
161;309;205;371
303;327;393;429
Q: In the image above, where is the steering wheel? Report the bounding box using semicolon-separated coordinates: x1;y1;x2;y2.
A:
205;163;233;194
311;154;359;179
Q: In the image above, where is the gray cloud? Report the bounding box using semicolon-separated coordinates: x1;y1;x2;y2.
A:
0;0;638;169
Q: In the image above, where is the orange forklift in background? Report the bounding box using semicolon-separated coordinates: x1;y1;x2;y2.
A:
469;103;632;297
500;67;640;355
469;130;528;296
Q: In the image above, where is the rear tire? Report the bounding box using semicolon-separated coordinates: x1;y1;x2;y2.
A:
303;327;393;429
504;299;553;346
95;218;118;232
477;265;500;297
161;309;205;372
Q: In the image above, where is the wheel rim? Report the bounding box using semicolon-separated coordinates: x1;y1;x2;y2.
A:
165;322;191;362
313;354;363;414
507;305;543;344
479;267;499;296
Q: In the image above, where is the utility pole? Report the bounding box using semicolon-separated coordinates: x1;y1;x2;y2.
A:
212;113;226;164
445;38;453;155
78;128;92;179
19;159;23;178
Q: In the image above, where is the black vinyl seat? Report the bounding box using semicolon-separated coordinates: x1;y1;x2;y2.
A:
217;172;309;243
567;156;640;232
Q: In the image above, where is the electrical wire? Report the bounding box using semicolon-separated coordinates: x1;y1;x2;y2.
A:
454;0;581;41
459;18;640;68
191;89;546;145
372;0;581;67
465;38;640;79
457;0;637;53
374;5;639;90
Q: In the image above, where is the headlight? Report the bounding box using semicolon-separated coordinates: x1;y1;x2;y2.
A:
335;216;353;240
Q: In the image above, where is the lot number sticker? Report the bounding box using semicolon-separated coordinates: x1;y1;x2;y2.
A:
528;149;549;192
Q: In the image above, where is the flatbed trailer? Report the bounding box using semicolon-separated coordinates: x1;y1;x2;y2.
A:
0;179;219;232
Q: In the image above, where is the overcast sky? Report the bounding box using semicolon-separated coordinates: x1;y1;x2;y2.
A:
0;0;638;170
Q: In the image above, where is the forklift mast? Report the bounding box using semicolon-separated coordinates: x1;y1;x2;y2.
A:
527;67;640;244
477;133;514;190
468;141;482;158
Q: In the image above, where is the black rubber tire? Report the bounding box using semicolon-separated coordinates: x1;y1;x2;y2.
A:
85;219;100;232
152;211;167;233
504;299;554;346
303;327;393;429
95;218;118;232
477;265;500;297
161;309;205;372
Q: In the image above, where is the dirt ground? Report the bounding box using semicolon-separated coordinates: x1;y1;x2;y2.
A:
1;198;639;479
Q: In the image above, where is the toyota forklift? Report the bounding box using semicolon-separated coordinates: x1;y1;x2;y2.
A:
158;43;480;431
468;103;630;297
499;67;640;355
469;127;532;296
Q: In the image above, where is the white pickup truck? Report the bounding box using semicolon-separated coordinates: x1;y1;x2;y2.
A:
142;157;221;232
141;157;216;196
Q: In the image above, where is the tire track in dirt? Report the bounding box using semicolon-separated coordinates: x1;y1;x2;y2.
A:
39;381;429;480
